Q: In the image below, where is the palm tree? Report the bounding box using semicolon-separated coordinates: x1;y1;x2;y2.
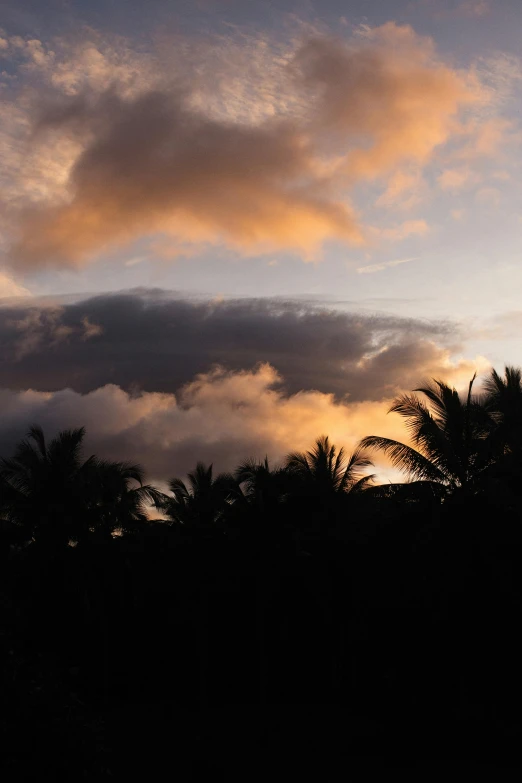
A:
89;459;166;538
360;375;492;496
484;366;522;455
160;462;235;527
479;366;522;508
285;436;374;498
234;457;293;515
0;425;164;547
282;436;374;548
0;426;96;547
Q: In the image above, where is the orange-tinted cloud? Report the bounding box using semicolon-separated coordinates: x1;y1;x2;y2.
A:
0;357;488;482
12;93;362;268
296;23;481;179
437;166;479;191
2;22;493;269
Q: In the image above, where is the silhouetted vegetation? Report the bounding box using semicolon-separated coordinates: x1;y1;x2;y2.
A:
2;368;522;778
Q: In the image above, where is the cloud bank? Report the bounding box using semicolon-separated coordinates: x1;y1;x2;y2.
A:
0;362;483;483
0;291;484;401
0;290;489;479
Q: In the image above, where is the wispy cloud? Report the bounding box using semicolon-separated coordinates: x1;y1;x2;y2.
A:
379;220;430;242
458;0;490;17
357;257;419;275
438;166;479;192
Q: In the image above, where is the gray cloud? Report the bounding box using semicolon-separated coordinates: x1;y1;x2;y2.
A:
0;289;467;402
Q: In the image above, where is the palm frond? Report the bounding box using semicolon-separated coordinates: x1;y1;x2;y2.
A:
169;477;190;500
348;474;376;494
27;425;47;459
360;436;448;483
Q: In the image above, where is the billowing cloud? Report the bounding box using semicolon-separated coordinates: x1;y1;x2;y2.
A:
11;92;362;267
0;291;486;402
0;22;495;268
0;359;488;482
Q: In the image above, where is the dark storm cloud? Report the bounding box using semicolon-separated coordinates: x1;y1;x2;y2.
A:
0;289;460;402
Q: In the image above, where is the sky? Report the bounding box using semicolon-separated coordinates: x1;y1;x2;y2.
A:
1;0;521;483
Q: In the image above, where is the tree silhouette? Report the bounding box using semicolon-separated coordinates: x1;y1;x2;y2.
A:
360;376;492;496
477;365;522;509
3;367;522;778
0;425;97;547
89;459;166;539
484;366;522;455
0;426;162;547
285;435;374;497
234;457;293;512
160;462;235;527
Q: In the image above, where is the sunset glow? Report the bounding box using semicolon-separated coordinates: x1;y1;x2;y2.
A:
1;0;521;481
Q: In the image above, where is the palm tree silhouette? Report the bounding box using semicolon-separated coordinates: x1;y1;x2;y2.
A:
285;436;374;497
234;457;293;514
89;459;166;539
161;462;234;527
0;426;97;547
0;425;163;547
484;366;522;455
360;376;492;496
479;366;522;508
282;436;373;549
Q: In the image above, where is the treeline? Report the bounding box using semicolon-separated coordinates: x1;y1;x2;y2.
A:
2;367;522;779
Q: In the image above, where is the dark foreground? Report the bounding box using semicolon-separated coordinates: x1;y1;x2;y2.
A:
2;495;522;780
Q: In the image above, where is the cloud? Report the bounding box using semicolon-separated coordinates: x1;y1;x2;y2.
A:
492;170;510;181
475;186;501;207
437;167;478;192
357;257;419;275
0;271;31;298
451;209;466;221
420;0;490;20
0;359;489;482
11;90;362;267
3;304;102;359
295;23;481;179
458;0;490;17
454;118;515;161
379;220;430;241
0;291;484;403
472;310;522;340
375;168;426;210
0;22;494;268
